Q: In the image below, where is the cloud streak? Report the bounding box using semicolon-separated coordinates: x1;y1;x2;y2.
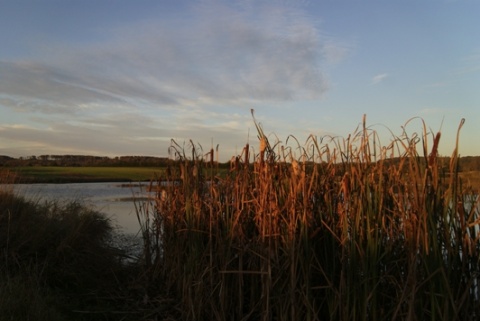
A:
0;1;346;159
1;2;333;113
371;73;388;85
0;109;253;157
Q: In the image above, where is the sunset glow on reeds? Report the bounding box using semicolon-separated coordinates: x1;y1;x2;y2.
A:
138;114;479;320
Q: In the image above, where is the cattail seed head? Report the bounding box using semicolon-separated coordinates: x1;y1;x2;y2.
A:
260;137;267;154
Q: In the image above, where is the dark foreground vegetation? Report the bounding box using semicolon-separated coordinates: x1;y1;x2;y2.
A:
2;114;480;320
0;172;178;321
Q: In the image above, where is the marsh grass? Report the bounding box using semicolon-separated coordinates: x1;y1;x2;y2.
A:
139;114;480;320
0;169;139;321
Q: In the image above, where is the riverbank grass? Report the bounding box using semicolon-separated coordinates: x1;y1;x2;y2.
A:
0;172;143;320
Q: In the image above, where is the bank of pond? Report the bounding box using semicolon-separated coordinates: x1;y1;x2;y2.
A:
0;188;171;321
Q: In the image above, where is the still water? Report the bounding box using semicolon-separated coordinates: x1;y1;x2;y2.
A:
11;182;154;235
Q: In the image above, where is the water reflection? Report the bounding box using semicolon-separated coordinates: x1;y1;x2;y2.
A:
11;182;153;234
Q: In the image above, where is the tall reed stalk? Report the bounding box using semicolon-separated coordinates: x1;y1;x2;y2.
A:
139;114;479;321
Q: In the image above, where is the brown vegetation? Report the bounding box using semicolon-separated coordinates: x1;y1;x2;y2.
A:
137;114;480;320
2;113;479;320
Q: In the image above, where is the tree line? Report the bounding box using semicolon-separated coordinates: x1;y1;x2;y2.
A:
0;155;171;167
1;154;480;172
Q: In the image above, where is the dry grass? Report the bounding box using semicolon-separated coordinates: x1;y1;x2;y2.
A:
138;114;479;320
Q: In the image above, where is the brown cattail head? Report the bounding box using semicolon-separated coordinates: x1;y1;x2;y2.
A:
291;159;300;177
230;156;239;171
260;137;267;154
428;132;441;167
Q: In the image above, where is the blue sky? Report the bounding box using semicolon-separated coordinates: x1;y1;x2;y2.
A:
1;0;479;161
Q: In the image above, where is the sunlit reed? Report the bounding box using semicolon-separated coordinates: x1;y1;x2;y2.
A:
138;113;479;321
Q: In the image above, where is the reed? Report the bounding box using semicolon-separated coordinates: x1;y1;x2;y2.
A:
139;114;479;320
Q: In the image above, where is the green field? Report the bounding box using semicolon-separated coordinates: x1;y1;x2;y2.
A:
6;166;164;183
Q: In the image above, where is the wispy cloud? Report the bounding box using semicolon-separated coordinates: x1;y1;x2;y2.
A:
456;49;480;75
0;102;254;157
0;1;348;158
0;2;338;114
371;73;388;85
419;107;449;115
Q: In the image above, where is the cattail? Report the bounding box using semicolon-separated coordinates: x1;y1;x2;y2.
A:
428;132;441;167
192;164;198;178
159;189;167;203
260;137;267;154
145;115;478;320
230;156;238;171
341;172;350;201
244;143;249;165
291;159;300;177
259;137;266;164
180;163;185;181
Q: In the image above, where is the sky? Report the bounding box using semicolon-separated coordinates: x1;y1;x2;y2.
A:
1;0;479;161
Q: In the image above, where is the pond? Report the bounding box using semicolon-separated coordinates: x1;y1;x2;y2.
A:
10;182;155;235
